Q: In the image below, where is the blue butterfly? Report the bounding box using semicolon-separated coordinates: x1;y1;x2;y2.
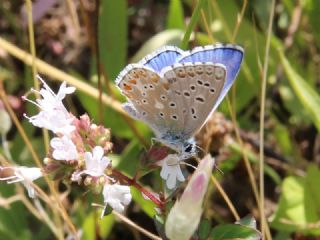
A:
116;44;244;188
116;44;244;159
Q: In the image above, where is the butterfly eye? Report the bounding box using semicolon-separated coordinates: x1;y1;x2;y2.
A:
184;144;193;153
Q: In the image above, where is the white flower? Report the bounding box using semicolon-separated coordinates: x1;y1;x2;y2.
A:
73;146;110;180
0;166;43;198
26;109;75;135
50;135;78;161
36;80;75;111
159;154;185;189
102;184;132;213
23;77;76;135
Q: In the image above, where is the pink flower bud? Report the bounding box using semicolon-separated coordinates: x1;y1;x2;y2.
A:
165;154;215;240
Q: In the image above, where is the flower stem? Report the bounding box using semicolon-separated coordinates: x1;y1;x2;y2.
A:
112;169;164;208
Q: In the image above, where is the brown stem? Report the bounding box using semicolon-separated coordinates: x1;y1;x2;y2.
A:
112;169;164;209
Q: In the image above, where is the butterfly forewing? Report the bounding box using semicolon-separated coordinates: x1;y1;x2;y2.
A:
117;65;182;137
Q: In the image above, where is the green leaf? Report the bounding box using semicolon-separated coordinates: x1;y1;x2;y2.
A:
228;142;282;185
180;0;207;49
273;121;294;157
305;0;320;46
131;187;157;218
82;212;96;240
131;29;184;63
210;224;260;240
198;218;211;239
167;0;185;29
99;0;127;81
279;51;320;132
82;211;115;240
271;165;320;235
116;140;143;177
236;215;257;229
76;88;140;139
99;213;116;238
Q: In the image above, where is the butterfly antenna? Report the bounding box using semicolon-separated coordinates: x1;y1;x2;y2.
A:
195;144;206;156
179;161;197;170
214;164;224;175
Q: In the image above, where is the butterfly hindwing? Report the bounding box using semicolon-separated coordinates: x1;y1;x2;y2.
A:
139;46;184;73
161;63;226;139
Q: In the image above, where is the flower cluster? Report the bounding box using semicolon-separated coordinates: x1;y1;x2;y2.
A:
1;77;132;213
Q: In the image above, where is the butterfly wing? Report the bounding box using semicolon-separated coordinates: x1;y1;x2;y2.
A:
177;44;244;113
116;64;183;137
138;46;184;72
160;63;227;139
116;44;243;145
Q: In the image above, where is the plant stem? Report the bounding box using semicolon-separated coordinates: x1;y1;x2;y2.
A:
180;0;207;49
259;0;275;239
112;169;164;208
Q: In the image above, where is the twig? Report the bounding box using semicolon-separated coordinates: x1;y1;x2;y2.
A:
180;0;207;49
112;211;162;240
0;37;126;116
211;175;240;220
259;0;275;239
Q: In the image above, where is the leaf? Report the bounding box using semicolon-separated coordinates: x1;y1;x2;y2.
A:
131;187;157;218
154;215;168;240
279;51;320;132
76;88;143;139
82;211;115;239
167;0;185;29
305;0;320;46
271;165;320;235
180;0;207;49
130;29;184;63
82;212;96;240
116;140;143;177
99;213;116;238
198;218;211;239
228;142;282;185
210;224;260;240
236;215;257;230
273;121;294;157
99;0;127;81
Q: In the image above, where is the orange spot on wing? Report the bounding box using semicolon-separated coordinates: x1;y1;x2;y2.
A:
123;83;132;91
162;83;169;90
129;79;137;84
151;75;159;83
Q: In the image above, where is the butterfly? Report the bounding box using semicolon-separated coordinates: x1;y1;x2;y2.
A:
115;44;244;188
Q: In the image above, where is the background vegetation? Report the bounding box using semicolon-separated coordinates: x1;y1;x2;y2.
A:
0;0;319;239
